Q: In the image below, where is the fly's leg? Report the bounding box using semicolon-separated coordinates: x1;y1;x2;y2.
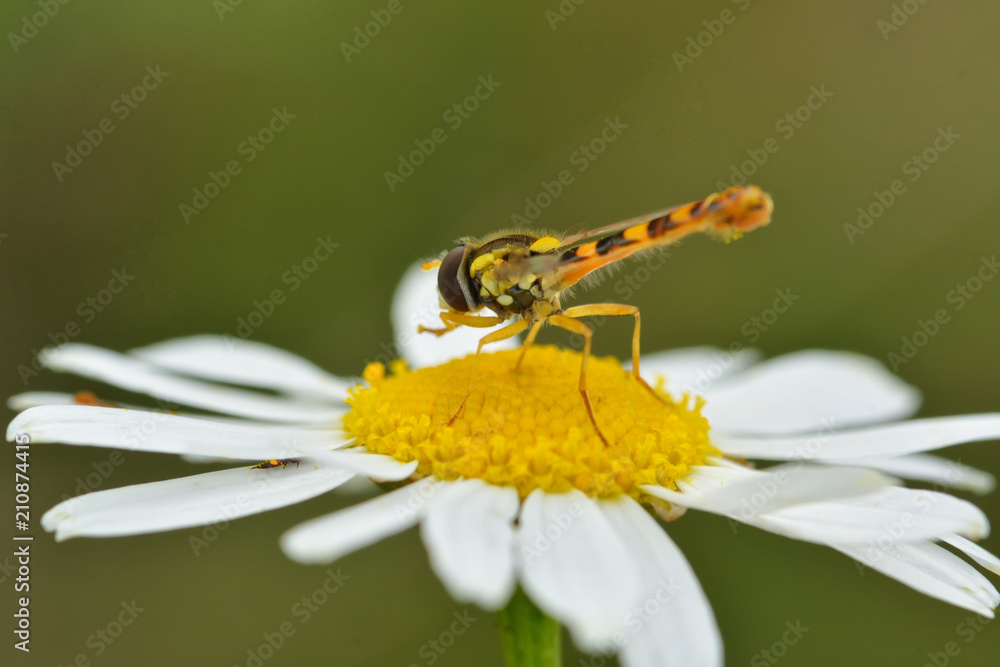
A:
560;303;664;403
418;311;505;337
449;318;532;425
514;319;545;372
546;314;609;447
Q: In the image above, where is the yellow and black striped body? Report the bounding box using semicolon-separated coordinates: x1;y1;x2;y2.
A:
551;185;772;289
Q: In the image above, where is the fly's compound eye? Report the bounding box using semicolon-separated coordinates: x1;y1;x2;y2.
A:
437;245;475;312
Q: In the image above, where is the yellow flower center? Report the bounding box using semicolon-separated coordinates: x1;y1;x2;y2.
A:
344;345;715;500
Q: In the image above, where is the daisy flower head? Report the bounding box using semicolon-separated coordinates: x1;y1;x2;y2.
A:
9;262;1000;667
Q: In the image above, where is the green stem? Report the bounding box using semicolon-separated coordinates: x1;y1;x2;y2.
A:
496;587;562;667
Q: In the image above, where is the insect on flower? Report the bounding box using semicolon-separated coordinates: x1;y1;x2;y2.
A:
420;185;774;445
250;459;300;470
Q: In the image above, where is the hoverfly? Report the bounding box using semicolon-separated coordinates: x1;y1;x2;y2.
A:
420;185;774;445
250;459;300;470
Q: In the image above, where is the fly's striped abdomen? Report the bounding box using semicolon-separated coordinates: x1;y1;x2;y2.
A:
552;185;772;289
558;212;678;265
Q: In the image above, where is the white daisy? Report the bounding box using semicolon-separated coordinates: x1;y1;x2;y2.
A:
8;263;1000;667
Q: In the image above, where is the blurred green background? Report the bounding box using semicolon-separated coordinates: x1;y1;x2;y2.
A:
3;1;1000;665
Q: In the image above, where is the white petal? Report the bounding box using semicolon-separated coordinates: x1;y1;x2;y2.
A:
703;351;920;435
420;479;519;610
9;392;291;426
42;462;354;540
629;346;759;398
42;344;345;423
9;393;332;443
834;541;998;617
675;464;896;516
645;472;989;545
330;475;380;495
308;450;417;482
131;336;351;399
281;478;439;564
833;454;996;495
942;534;1000;576
600;496;722;667
767;487;990;544
714;414;1000;461
183;456;406;487
8;392;79;410
640;465;756;515
515;489;643;651
8;405;351;459
391;261;519;368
